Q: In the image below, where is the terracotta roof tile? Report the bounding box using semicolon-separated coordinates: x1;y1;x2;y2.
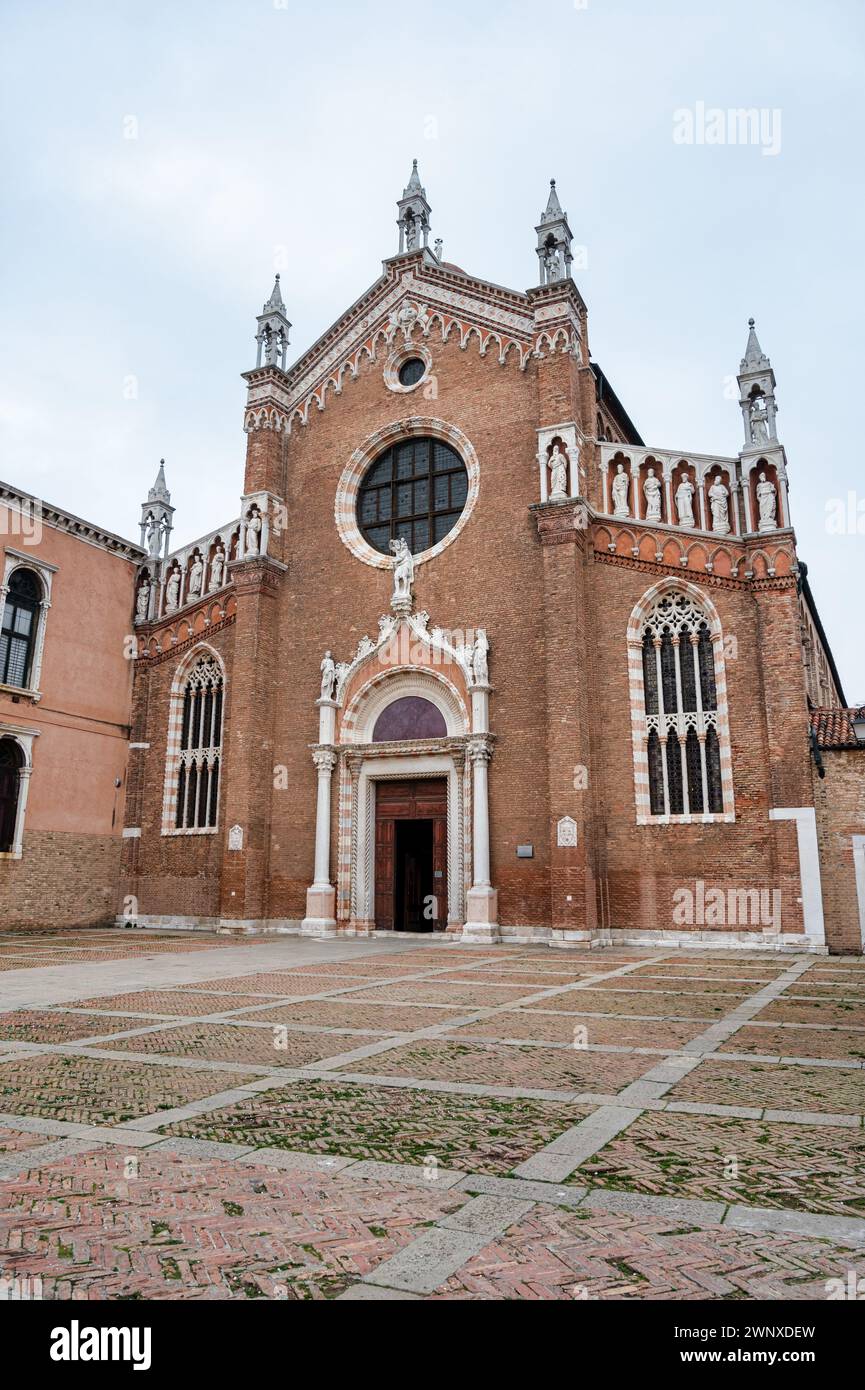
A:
811;707;865;750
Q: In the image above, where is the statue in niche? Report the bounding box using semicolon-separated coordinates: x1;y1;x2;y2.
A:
208;544;226;591
549;444;568;500
756;471;777;530
473;629;489;685
643;467;663;522
187;553;204;597
611;463;630;517
165;568;180;612
405;215;417;250
245;508;262;557
544;244;561;281
320;651;336;701
390;536;414;605
145;515;161;558
708;474;730;534
749;394;770;445
135;577;150;623
675;476;696;527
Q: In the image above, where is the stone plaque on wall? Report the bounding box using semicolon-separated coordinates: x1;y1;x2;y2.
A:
556;816;578;848
228;825;243;852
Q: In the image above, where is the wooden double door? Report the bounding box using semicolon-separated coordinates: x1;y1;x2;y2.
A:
374;778;448;932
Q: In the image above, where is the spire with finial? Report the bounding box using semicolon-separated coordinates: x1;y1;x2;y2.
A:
396;159;432;255
740;317;770;371
535;178;574;285
139;459;175;560
737;316;778;450
254;273;291;371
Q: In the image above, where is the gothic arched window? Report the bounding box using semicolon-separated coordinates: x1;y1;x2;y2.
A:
165;654;224;833
0;569;41;690
0;737;24;853
634;588;730;820
357;437;468;556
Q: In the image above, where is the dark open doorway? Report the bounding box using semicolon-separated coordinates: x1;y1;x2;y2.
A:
374;778;448;931
394;818;434;932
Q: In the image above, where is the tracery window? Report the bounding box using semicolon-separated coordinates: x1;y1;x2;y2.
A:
357;437;468;556
0;569;41;690
168;655;224;832
636;590;727;819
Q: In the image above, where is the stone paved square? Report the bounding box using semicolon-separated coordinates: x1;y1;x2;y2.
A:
1;932;863;1304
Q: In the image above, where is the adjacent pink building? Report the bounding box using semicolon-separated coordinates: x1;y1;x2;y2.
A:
0;482;142;928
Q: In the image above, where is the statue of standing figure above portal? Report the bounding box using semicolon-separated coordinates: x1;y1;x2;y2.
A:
473;629;489;685
390;536;415;610
320;651;336;702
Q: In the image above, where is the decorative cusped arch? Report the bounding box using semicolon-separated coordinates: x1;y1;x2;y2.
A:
627;577;735;825
334;416;481;571
341;666;470;745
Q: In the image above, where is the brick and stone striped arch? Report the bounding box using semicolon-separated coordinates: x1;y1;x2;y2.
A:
627;578;735;825
161;642;226;836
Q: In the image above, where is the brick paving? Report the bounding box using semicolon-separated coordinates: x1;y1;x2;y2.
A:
576;1110;865;1215
730;1024;865;1061
433;1205;857;1301
160;1077;584;1173
335;1038;651;1092
97;1022;383;1067
448;1010;707;1050
0;1053;255;1124
667;1057;865;1114
0;932;863;1301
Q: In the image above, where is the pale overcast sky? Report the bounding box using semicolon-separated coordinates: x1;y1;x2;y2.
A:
2;0;863;696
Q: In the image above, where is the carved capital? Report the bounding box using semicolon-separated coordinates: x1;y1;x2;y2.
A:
312;749;338;775
467;736;493;765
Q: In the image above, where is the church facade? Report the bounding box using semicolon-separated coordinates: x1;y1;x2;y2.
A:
106;165;858;952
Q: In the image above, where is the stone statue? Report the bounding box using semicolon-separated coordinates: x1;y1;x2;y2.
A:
434;238;443;261
320;651;336;701
756;471;777;530
750;395;770;445
145;516;160;558
708;475;730;534
245;509;262;557
549;445;568;501
135;578;150;622
545;245;560;281
612;463;630;517
405;216;417;250
675;477;695;528
187;554;204;598
165;569;180;612
208;544;226;591
473;629;489;685
390;537;414;605
643;467;662;522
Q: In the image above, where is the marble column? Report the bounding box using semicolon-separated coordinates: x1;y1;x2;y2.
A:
301;748;338;936
463;736;499;941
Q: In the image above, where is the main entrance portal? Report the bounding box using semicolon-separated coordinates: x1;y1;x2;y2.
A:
374;778;448;931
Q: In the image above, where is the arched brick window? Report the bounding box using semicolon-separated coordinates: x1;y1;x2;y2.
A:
630;586;733;823
163;652;224;834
